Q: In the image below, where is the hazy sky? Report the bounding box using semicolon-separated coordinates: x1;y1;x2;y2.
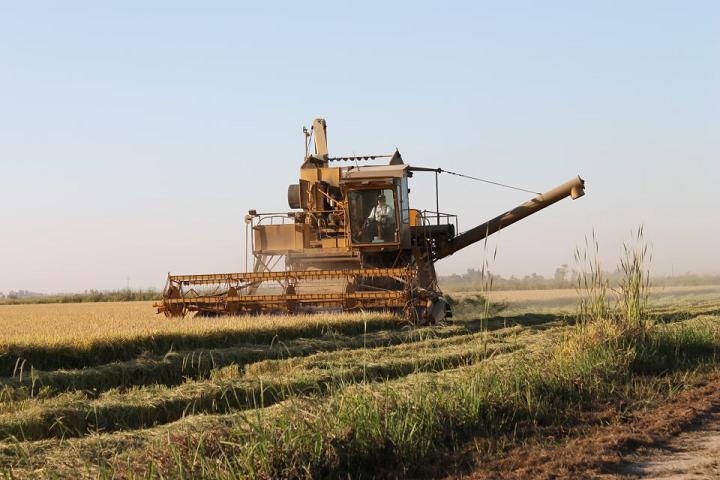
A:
1;1;718;293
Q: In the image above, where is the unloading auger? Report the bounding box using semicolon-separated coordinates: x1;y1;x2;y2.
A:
156;118;585;323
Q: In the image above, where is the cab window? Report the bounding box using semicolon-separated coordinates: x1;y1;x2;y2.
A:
348;188;397;244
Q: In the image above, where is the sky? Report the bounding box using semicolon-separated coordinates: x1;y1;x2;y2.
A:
0;1;718;293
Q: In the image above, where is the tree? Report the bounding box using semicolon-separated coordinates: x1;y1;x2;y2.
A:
553;264;569;283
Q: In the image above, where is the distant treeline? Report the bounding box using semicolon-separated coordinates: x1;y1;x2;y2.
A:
440;265;720;291
0;288;161;305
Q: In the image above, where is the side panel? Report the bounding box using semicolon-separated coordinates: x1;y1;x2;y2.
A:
319;167;341;187
253;224;310;254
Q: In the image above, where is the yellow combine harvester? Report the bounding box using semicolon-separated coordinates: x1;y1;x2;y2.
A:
156;118;585;323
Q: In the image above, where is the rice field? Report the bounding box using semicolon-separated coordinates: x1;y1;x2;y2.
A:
0;288;719;478
0;301;399;346
484;284;720;311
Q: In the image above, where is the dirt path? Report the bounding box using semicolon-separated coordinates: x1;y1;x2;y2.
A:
457;374;720;480
616;412;720;479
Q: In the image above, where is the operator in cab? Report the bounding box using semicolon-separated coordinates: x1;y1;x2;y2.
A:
367;193;395;242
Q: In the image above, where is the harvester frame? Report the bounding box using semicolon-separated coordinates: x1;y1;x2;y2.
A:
157;118;585;323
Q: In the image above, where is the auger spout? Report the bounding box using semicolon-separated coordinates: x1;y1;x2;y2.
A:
435;176;585;260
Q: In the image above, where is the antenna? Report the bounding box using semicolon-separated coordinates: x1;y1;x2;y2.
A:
303;126;310;158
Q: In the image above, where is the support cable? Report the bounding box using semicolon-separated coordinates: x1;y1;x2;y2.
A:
438;169;541;195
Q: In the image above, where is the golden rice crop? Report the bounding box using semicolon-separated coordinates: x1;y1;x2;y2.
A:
0;302;394;347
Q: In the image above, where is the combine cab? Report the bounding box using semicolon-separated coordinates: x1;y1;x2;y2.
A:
156;118;585;323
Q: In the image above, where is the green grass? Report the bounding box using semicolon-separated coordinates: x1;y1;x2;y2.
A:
101;316;720;479
0;327;527;441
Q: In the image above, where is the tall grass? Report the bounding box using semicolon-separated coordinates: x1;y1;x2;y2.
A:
570;226;720;376
618;226;652;333
575;227;652;336
574;229;610;324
